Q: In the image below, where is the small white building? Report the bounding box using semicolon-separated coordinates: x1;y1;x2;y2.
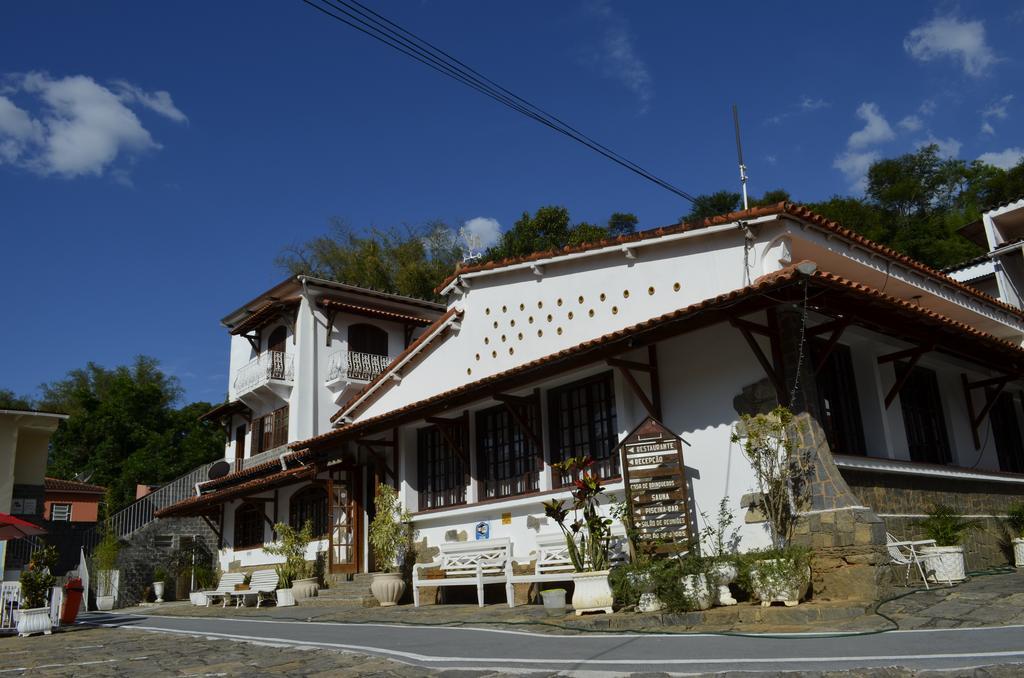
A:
160;202;1024;595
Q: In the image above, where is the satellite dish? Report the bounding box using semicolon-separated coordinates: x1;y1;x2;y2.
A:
208;461;231;480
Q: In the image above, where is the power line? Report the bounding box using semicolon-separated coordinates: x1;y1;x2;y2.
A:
298;0;697;204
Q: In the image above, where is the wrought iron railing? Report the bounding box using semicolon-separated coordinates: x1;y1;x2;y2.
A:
233;351;294;394
326;350;391;383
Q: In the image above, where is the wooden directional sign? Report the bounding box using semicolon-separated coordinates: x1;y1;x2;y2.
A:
616;416;692;556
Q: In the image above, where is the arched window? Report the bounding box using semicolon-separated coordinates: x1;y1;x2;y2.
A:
348;323;388;356
234;503;264;549
289;485;329;537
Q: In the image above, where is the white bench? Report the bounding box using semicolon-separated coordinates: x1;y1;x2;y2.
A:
509;528;631;606
199;572;245;607
412;538;514;608
229;569;279;608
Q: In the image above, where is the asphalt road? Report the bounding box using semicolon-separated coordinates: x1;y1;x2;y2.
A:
83;611;1024;674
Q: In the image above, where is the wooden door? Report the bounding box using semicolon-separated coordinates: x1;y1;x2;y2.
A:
328;467;361;574
234;424;246;471
268;326;288;380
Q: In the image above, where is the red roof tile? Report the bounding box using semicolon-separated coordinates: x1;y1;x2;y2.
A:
45;477;106;494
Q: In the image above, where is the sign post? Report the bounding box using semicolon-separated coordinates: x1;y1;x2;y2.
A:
617;416;693;556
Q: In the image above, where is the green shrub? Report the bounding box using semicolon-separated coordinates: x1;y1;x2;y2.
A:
1007;504;1024;539
369;484;412;573
265;520;315;585
19;545;58;609
917;504;974;546
610;556;698;614
736;545;812;596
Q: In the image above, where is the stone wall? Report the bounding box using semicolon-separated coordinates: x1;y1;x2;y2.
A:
113;516;218;606
843;468;1024;571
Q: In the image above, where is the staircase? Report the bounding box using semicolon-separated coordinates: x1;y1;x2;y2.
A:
310;572;378;607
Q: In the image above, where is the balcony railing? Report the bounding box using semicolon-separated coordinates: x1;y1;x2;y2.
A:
326;350;391;384
233;351;294;395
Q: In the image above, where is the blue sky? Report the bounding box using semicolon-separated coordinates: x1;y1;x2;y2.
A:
2;1;1022;405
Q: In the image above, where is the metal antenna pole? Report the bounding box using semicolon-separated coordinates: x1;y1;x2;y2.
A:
732;104;749;210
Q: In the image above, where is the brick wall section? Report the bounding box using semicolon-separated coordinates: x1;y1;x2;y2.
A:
113;516;219;606
843;469;1024;570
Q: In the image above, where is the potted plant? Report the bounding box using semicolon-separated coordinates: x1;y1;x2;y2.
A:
152;566;168;603
190;565;216;606
732;406;812;606
543;456;616;615
265;520;318;599
917;504;973;582
1007;503;1024;568
17;545;57;637
700;497;741;606
93;528;121;611
368;483;412;606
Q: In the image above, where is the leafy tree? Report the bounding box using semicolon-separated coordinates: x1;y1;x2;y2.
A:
484;206;637;261
607;212;639;237
0;389;35;410
683;190;741;224
276;219;463;300
40;356;224;511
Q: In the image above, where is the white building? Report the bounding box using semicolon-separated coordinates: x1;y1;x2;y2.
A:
160;202;1024;594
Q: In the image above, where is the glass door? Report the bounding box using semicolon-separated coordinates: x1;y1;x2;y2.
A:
328;467;360;573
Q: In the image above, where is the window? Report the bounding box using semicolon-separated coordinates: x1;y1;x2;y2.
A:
348;323;388;356
417;424;467;510
50;503;72;521
256;405;289;453
897;364;951;465
476;403;540;499
234;503;265;549
289;485;329;537
11;498;36;515
812;342;866;456
548;372;619;484
154;535;174;550
990;393;1024;473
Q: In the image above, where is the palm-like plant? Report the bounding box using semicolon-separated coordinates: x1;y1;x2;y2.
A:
543;456;614;572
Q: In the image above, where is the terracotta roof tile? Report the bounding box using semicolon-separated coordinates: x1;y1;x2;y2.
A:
229;299;300;336
44;477;106;494
155;465;315;517
318;298;435;326
199;447;316;491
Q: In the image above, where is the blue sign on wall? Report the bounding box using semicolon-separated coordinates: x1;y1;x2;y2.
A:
475;521;489;540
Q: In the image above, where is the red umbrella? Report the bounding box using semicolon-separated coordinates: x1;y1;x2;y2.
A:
0;513;47;540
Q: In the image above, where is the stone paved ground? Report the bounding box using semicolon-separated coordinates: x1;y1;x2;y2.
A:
117;570;1024;635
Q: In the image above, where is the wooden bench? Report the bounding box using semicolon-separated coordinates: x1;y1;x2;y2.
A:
509;528;630;606
229;569;279;608
412;538;514;608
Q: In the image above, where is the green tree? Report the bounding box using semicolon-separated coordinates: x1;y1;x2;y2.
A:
0;389;35;410
485;206;637;261
683;190;741;224
40;356;224;511
276;219;463;300
607;212;639;237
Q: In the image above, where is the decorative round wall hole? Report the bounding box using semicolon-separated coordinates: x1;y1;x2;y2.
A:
578;295;585;304
492;350;497;358
467;368;472;375
612;306;619;315
517;332;523;340
673;282;681;291
588;309;595;317
556;327;563;335
493;321;499;329
557;298;563;306
623;289;630;298
502;305;507;313
600;293;607;302
648;286;655;295
519;303;525;311
508;347;514;355
501;334;507;342
537;329;543;337
537;301;544;309
484;337;490;344
528;316;534;324
546;314;553;322
567;311;574;320
485;308;491;315
475;353;480;361
510;319;516;327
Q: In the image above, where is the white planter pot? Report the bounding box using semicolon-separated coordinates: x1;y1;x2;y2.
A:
16;607;52;637
571;570;613;615
1012;538;1024;569
370;572;406;606
711;563;738;606
189;592;208;606
276;587;296;607
749;559;810;607
919;545;967;582
626;571;663;613
292;578;319;600
96;595;115;611
681;574;713;610
153;582;165;603
540;588;567;616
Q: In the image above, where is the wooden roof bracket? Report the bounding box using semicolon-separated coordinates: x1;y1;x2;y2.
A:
730;316;786;404
242;331;261;354
426;411;470;468
325;308;338;346
201;511;224;548
404;324;415;348
607;344;662;420
877;344;933;409
962;373;1013;449
494;391;543;451
812;319;851;375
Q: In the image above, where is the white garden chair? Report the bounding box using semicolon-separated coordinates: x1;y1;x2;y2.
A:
886;532;951;589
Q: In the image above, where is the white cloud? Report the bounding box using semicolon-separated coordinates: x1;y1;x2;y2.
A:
917;134;962;158
898;115;923;132
799;96;830;111
460;217;502;250
919;99;937;116
903;16;998;77
583;0;652;113
982;94;1013;120
977;147;1024;170
981;121;995;135
765;154;777;165
0;72;185;179
847;102;895;149
833;150;880;193
112;80;188;123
